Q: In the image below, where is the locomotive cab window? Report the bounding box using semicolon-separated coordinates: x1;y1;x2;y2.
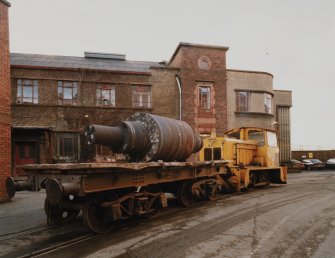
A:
226;131;240;139
248;130;265;147
267;131;278;147
213;148;222;160
204;148;212;161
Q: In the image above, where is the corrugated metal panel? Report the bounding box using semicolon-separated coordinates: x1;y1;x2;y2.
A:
277;106;291;162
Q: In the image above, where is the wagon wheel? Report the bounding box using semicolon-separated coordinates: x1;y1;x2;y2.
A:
140;185;162;219
207;183;219;202
44;198;80;225
177;181;196;207
82;191;118;233
247;172;255;190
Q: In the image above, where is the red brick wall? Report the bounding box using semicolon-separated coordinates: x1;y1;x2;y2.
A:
10;68;153;130
0;1;11;202
170;44;228;135
292;150;335;163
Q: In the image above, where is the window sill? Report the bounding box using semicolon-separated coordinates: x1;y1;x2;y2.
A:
235;111;274;117
15;101;38;105
12;103;153;110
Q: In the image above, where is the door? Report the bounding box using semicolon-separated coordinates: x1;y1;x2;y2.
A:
14;142;37;176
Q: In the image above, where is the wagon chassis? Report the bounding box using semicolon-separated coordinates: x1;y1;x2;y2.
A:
7;161;229;233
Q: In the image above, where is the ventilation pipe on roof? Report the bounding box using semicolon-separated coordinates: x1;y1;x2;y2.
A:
175;75;182;121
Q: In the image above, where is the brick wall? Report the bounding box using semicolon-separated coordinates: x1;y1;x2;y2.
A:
150;66;179;119
0;1;11;202
170;44;228;135
11;68;153;130
292;150;335;163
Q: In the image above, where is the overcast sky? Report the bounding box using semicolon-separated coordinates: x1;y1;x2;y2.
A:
8;0;335;150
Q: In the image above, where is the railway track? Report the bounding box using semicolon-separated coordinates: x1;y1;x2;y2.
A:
18;233;96;258
0;185;312;257
0;225;57;241
0;219;93;258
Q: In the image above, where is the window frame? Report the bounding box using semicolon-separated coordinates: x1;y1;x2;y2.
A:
57;81;78;105
264;93;273;114
236;91;250;112
17;79;39;104
96;85;116;106
132;85;152;108
54;132;80;162
198;86;211;110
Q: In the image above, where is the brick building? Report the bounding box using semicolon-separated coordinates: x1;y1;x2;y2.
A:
9;43;292;175
0;0;11;201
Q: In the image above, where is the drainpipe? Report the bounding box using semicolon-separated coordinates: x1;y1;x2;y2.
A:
175;75;182;121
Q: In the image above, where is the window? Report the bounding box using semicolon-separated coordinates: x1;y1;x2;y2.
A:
267;131;278;147
236;91;250;112
213;148;222;160
226;131;241;139
54;132;79;162
58;81;78;105
204;148;212;161
199;86;211;110
17;143;36;159
264;93;272;114
248;130;265;147
132;85;151;108
17;79;38;104
96;85;115;106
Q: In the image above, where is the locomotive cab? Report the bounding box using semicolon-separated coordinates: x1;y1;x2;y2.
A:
199;127;287;191
225;127;280;167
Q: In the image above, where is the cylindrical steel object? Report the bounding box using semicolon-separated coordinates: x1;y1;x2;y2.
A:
46;179;80;205
128;113;203;161
6;177;33;198
84;113;203;162
84;124;123;148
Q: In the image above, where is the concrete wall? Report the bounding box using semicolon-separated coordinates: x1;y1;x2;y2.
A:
226;70;275;130
0;0;11;202
273;90;292;107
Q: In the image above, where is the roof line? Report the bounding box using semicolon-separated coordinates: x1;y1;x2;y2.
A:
169;42;229;64
227;69;273;78
0;0;11;7
273;89;292;93
10;52;160;65
11;64;151;76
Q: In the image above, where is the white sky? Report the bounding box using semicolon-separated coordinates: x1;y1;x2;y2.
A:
8;0;335;150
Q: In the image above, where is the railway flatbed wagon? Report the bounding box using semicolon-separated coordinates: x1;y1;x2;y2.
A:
5;113;287;233
6;160;230;233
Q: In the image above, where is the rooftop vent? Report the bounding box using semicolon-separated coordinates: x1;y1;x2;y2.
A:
84;52;126;60
159;60;168;65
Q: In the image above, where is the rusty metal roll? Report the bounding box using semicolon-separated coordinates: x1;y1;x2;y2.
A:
84;113;202;162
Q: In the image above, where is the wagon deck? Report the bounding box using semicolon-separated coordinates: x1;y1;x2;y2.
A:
6;160;230;233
